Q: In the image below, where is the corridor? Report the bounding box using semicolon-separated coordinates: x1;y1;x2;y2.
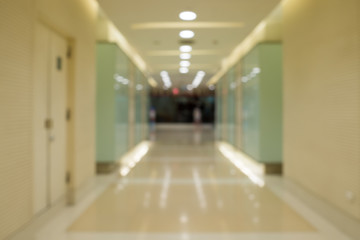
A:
2;0;360;239
14;126;351;240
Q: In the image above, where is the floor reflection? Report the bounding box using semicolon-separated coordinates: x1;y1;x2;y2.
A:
69;125;315;233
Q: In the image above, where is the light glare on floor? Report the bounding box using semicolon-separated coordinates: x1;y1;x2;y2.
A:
180;213;188;223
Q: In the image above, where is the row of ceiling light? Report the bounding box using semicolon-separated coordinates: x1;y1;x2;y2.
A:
178;11;196;75
160;11;207;90
179;12;207;90
179;11;206;90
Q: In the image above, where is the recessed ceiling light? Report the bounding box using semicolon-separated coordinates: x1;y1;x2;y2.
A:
180;61;191;67
179;67;189;74
191;71;206;88
179;11;197;21
179;45;192;52
160;71;172;88
160;71;168;77
179;30;195;39
198;71;205;77
180;53;191;60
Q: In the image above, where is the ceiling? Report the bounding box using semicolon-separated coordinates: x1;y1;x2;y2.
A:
97;0;281;89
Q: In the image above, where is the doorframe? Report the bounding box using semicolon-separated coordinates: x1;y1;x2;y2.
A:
65;38;76;205
32;20;76;212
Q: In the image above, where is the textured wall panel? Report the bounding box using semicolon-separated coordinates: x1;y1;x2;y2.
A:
283;0;360;218
0;0;35;238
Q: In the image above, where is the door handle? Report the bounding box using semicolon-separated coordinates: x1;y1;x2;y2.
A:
49;135;55;142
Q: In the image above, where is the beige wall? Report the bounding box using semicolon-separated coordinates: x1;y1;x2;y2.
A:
0;0;35;238
283;0;360;218
0;0;98;238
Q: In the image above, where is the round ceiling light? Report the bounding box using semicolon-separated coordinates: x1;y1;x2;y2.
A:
180;61;191;67
179;67;189;74
179;30;195;39
180;53;191;60
179;45;192;52
179;11;197;21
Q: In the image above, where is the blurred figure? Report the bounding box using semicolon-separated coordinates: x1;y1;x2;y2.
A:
149;106;156;132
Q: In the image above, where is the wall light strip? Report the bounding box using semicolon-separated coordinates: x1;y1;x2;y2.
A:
100;14;156;87
119;141;152;177
217;142;265;187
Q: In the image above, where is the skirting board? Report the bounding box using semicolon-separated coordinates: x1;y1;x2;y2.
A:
264;163;282;174
96;162;119;174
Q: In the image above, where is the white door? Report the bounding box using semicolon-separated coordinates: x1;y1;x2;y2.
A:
33;24;68;214
48;29;68;204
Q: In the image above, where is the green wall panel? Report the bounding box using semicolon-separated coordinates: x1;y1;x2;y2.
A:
215;80;222;140
241;43;282;163
259;44;283;163
96;43;129;163
227;67;236;146
242;47;261;160
135;69;144;145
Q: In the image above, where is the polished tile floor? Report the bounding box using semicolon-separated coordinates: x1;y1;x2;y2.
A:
14;125;354;240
